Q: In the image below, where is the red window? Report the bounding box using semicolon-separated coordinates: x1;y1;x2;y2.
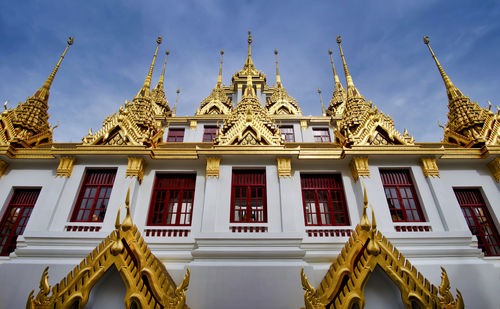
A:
313;128;330;142
0;188;40;256
280;126;295;142
147;174;196;226
454;188;500;256
71;169;116;222
301;174;349;226
203;126;218;142
380;169;424;222
231;170;267;223
167;128;184;142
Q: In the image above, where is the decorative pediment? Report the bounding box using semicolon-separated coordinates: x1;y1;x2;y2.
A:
197;84;232;115
266;85;301;115
300;186;464;309
26;188;190;309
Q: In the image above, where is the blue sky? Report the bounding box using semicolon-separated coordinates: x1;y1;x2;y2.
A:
1;1;499;143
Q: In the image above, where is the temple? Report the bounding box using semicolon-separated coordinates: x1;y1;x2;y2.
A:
0;33;499;308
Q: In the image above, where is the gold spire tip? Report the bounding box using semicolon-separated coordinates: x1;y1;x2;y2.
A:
67;36;74;45
176;88;180;94
166;49;170;55
318;88;321;94
220;49;224;55
274;49;278;55
336;36;341;44
328;48;332;55
423;35;430;45
157;36;162;44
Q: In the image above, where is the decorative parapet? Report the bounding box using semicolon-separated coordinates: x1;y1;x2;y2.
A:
487;157;500;183
206;157;221;178
0;159;8;179
55;157;75;178
420;157;440;178
277;157;292;178
126;157;145;183
350;157;369;182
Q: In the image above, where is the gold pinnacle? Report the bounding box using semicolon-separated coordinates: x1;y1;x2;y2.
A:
275;49;281;85
318;88;325;116
40;36;74;93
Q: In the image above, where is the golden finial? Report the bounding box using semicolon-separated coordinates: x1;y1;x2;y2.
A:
121;185;133;231
367;205;381;256
360;183;371;231
142;36;162;90
173;88;180;117
244;30;255;70
328;48;341;85
217;49;224;85
156;49;169;89
318;88;325;116
370;204;377;230
274;49;281;86
114;204;122;230
336;35;355;90
423;35;462;99
3;100;7;110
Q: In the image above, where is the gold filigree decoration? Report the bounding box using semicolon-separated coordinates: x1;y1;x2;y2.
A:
26;187;190;309
420;157;440;178
0;159;8;179
126;157;145;183
206;157;221;178
277;157;292;178
0;37;73;149
300;184;464;309
350;157;369;182
334;36;415;147
215;75;283;146
487;157;500;183
424;36;500;148
55;157;75;178
82;37;165;147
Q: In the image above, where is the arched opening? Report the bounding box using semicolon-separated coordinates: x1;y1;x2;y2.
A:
85;265;127;308
363;265;406;309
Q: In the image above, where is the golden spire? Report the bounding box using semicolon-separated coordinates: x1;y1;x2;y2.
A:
318;88;326;116
136;36;162;99
328;48;341;85
34;37;73;100
336;36;357;94
121;186;133;231
173;88;180;116
155;49;169;91
243;30;255;71
274;49;281;86
217;49;224;85
423;36;463;100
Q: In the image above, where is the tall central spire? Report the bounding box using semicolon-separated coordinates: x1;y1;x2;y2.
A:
217;49;224;85
337;36;358;96
274;49;281;86
243;30;255;71
136;36;162;99
155;49;169;91
328;48;341;86
423;36;463;100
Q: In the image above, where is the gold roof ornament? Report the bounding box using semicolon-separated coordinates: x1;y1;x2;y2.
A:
152;49;172;117
424;36;500;147
173;88;180;117
318;88;326;116
82;37;165;147
326;48;347;117
231;31;267;90
334;36;414;147
196;49;233;115
266;49;302;115
215;74;283;146
0;37;73;148
26;186;190;309
300;185;464;309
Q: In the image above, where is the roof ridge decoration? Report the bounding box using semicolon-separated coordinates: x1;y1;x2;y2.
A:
152;49;172;117
300;184;464;309
265;49;302;115
424;36;500;147
26;187;190;309
334;36;414;147
0;37;73;148
82;37;165;147
196;49;233;115
326;48;347;117
215;74;283;146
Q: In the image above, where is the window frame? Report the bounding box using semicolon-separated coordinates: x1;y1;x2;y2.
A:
230;169;267;223
280;126;295;143
70;169;117;223
379;169;425;222
167;128;185;143
312;128;331;143
300;174;350;226
202;126;218;143
0;188;41;256
454;188;500;256
146;173;197;226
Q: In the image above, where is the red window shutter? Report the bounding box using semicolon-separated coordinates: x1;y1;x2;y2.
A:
230;170;267;223
0;188;40;256
203;126;218;142
380;169;424;222
147;174;196;226
167;128;185;142
71;169;116;222
280;126;295;142
313;128;330;143
300;174;349;226
454;188;500;256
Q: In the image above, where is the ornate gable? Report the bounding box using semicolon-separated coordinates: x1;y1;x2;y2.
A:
424;36;500;148
26;188;190;309
334;37;414;147
300;186;463;309
0;37;73;148
82;37;165;147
